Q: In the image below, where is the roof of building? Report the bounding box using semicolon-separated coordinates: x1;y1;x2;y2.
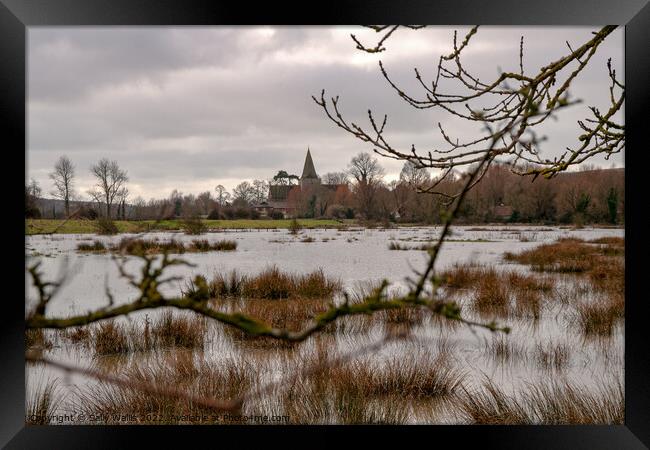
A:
301;148;318;180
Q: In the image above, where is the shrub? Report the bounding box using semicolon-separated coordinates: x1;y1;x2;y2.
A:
77;206;99;220
269;210;285;220
94;217;118;235
207;208;221;220
182;216;206;235
289;218;302;235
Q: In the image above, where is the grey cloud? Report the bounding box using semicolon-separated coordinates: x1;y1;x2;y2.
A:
27;26;624;199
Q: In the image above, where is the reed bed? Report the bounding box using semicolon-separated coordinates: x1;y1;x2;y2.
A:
207;267;341;300
26;376;62;425
458;378;623;424
77;237;237;255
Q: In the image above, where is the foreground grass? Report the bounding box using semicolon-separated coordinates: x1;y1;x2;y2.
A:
459;378;623;424
26;218;352;235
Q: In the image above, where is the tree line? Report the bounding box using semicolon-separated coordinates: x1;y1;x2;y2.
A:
26;152;623;225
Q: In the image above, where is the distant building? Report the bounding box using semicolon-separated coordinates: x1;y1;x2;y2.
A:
493;203;513;221
254;148;344;218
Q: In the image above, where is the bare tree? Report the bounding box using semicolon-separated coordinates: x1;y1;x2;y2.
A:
232;181;255;205
214;185;231;206
49;156;76;217
87;158;129;219
26;26;624;423
196;191;214;215
252;179;269;204
399;160;430;188
315;26;624;202
348;152;385;218
27;178;42;198
322;171;349;185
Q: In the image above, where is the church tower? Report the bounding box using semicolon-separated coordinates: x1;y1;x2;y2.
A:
300;148;320;189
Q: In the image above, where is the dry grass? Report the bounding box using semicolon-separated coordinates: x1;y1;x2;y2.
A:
26;376;62;425
504;237;624;276
150;311;207;349
25;328;53;350
189;239;237;251
63;326;92;344
588;257;625;295
278;348;462;424
589;236;624;246
534;341;570;371
484;336;527;364
73;353;256;424
220;298;327;348
92;322;130;356
76;240;106;252
103;237;238;255
458;378;623;424
388;241;409;250
472;269;511;318
208;267;341;300
575;296;624;337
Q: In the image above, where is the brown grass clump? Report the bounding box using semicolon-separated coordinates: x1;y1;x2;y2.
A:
208;267;341;301
575;296;624;337
472;269;511;318
73;354;257;424
25;328;53;350
112;238;186;255
241;267;294;299
150;311;206;349
190;239;237;251
328;352;465;400
458;378;623;424
109;237;237;255
92;322;130;356
26;377;62;425
484;336;527;364
64;326;91;344
504;237;624;275
588;257;625;295
76;240;106;252
589;236;624;246
221;298;328;349
524;379;624;424
208;270;247;298
534;341;570;371
458;382;531;424
439;263;481;289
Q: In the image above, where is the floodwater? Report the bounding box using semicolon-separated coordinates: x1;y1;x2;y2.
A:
25;225;625;424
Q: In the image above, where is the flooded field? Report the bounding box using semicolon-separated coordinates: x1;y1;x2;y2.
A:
25;225;625;424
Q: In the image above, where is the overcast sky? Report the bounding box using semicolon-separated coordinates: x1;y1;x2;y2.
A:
27;26;624;201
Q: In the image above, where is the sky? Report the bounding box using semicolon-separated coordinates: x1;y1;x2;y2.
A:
27;26;624;201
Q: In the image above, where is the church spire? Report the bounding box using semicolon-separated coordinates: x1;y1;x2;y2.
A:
301;147;318;180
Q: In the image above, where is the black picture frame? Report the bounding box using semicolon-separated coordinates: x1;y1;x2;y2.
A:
3;0;649;447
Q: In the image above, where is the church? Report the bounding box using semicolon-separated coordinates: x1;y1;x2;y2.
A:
254;149;342;218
